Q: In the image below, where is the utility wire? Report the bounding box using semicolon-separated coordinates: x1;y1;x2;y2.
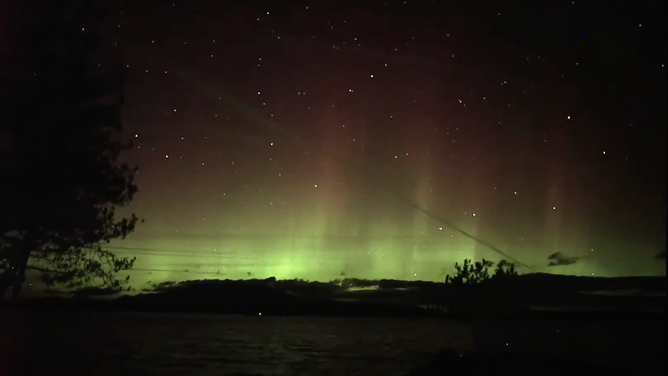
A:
129;267;222;275
103;235;492;258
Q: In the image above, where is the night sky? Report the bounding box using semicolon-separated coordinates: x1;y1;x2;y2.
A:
75;0;665;286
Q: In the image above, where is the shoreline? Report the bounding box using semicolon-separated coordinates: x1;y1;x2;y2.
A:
4;295;665;321
3;274;664;319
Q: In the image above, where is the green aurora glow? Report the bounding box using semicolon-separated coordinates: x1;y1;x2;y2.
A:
105;59;665;289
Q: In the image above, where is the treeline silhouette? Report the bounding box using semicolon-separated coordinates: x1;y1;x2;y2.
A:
22;260;664;319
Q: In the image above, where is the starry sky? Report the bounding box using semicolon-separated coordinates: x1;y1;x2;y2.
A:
79;0;666;286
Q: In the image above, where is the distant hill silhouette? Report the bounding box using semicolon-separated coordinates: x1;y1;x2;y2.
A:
7;273;665;318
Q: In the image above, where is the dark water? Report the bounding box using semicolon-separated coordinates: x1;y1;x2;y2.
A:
1;312;664;376
2;312;473;376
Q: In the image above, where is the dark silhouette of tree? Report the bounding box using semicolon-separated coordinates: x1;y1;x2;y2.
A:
547;252;582;267
444;258;518;286
442;258;521;315
0;1;137;300
445;259;494;285
492;259;518;279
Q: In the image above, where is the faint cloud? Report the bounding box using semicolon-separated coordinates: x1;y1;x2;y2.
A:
547;252;582;267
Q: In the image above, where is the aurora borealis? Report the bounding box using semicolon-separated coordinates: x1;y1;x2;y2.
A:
88;1;666;287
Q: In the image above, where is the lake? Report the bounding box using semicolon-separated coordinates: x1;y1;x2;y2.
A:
1;311;664;375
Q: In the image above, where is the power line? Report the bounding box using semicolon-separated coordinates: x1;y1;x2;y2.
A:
103;245;239;258
108;250;242;259
103;246;261;261
129;267;222;275
102;236;500;259
113;233;470;240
